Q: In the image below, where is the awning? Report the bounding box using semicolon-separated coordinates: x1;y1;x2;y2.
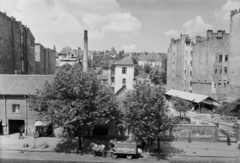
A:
34;121;51;126
165;89;219;106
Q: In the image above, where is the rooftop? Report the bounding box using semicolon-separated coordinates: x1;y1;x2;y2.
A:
0;75;53;95
113;57;134;66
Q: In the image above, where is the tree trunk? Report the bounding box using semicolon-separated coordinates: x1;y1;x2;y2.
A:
157;137;160;154
78;133;82;150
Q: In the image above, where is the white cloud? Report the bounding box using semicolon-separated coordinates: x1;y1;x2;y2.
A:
165;16;212;38
122;44;137;52
215;0;240;20
164;29;181;38
183;16;213;36
1;0;142;49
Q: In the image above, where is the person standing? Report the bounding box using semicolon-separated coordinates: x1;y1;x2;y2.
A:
19;126;24;139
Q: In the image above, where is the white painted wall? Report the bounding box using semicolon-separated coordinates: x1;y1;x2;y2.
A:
114;65;134;93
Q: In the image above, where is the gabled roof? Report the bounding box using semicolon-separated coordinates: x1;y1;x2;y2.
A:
0;75;53;95
165;89;219;105
113;57;133;66
58;48;68;55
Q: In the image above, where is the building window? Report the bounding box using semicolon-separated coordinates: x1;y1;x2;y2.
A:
224;67;227;74
122;79;126;85
185;70;186;74
111;77;115;83
122;67;127;74
219;55;222;62
190;71;192;77
225;55;228;62
220;69;222;74
218;83;221;86
12;104;21;113
190;81;192;86
224;83;226;87
185;60;187;65
190;61;192;66
191;51;193;57
227;81;229;85
215;69;217;74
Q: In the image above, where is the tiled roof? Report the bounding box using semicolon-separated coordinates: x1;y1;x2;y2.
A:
0;75;53;95
138;52;162;62
113;57;133;66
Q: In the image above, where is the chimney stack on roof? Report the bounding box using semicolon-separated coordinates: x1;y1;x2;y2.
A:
83;30;88;72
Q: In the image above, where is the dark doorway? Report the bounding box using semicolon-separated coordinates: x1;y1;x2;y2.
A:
93;123;108;136
0;120;2;135
9;120;24;134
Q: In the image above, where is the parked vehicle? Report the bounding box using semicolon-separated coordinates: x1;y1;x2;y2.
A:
109;140;138;159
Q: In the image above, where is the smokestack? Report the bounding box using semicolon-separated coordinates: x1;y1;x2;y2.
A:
83;30;88;72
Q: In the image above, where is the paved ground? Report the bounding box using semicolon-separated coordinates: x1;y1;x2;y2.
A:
1;133;240;163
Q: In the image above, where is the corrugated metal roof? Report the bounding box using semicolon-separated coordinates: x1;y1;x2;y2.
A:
165;89;209;103
0;75;53;95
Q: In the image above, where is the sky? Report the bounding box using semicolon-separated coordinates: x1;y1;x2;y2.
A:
0;0;240;53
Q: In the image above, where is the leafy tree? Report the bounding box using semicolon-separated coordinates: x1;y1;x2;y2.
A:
150;66;167;85
123;84;175;153
172;97;192;118
134;64;142;77
143;64;152;74
28;64;123;150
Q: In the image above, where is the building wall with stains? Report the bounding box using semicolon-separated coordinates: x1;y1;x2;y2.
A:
0;12;35;74
228;9;240;101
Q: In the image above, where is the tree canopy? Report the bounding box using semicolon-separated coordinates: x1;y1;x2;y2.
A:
123;84;175;152
171;96;192;118
28;64;123;150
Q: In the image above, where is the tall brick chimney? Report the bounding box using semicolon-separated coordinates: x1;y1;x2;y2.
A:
83;30;88;72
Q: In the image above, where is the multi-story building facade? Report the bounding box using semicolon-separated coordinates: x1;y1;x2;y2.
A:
110;57;134;93
228;9;240;101
0;12;35;74
35;44;56;74
167;30;230;101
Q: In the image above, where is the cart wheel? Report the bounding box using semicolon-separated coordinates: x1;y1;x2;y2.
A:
112;153;117;159
126;155;132;160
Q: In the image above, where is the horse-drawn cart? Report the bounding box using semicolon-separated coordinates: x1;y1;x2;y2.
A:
91;143;107;157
